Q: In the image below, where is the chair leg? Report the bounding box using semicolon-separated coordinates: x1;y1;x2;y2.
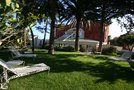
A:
47;68;50;74
0;82;9;90
0;75;9;90
0;68;9;90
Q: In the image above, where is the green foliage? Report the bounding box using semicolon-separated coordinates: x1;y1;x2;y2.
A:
41;45;49;49
62;46;75;52
54;46;63;51
110;37;118;46
131;54;134;59
118;34;134;46
117;15;134;33
0;47;12;60
0;0;6;7
40;45;75;52
62;0;96;51
1;0;134;54
111;33;134;51
102;46;117;55
79;46;87;52
55;46;75;52
28;0;66;54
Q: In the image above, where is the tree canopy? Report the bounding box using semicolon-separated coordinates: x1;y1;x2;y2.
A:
111;33;134;51
0;0;134;54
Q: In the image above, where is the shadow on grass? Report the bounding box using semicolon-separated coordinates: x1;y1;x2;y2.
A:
6;51;134;84
87;61;134;83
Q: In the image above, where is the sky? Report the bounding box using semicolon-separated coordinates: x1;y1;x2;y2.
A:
32;28;50;39
109;19;127;39
32;23;50;39
32;19;130;40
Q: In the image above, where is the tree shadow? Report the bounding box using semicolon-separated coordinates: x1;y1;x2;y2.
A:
86;61;134;83
23;51;134;84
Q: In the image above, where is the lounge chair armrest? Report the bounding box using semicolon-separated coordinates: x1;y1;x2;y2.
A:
6;60;25;67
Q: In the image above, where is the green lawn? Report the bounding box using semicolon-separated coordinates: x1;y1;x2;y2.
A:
7;50;134;90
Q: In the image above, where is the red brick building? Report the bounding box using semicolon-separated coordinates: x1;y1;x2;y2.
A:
55;22;109;44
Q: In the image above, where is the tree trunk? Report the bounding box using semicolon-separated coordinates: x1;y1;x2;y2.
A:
48;15;55;54
98;4;105;53
43;29;47;46
98;21;104;53
29;27;35;53
43;20;48;46
130;45;134;51
75;18;81;51
24;29;27;47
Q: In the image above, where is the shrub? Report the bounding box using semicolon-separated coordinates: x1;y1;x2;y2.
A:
54;46;75;52
131;54;134;59
62;46;75;52
40;45;49;49
40;45;75;52
116;51;124;56
54;46;63;51
79;46;87;52
0;47;12;60
102;46;117;55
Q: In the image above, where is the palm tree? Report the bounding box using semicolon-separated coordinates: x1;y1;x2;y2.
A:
91;0;121;53
62;0;93;51
33;0;65;54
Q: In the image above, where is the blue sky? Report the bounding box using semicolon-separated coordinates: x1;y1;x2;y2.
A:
32;21;50;39
32;27;50;39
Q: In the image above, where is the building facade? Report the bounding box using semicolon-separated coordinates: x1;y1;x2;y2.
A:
54;21;109;51
55;22;109;43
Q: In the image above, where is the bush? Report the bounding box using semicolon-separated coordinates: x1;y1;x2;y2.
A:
40;45;49;49
0;47;12;60
79;46;87;52
116;51;124;56
62;46;75;52
55;46;75;52
102;46;117;55
40;45;75;52
54;46;63;51
131;54;134;59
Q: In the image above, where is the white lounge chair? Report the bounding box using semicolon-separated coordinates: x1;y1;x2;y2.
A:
0;59;50;90
0;59;24;68
127;53;134;68
8;47;36;60
107;51;134;61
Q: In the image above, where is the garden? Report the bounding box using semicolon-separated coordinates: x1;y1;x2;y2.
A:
0;0;134;90
6;50;134;90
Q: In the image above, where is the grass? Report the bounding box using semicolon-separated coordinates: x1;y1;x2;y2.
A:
3;49;134;90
